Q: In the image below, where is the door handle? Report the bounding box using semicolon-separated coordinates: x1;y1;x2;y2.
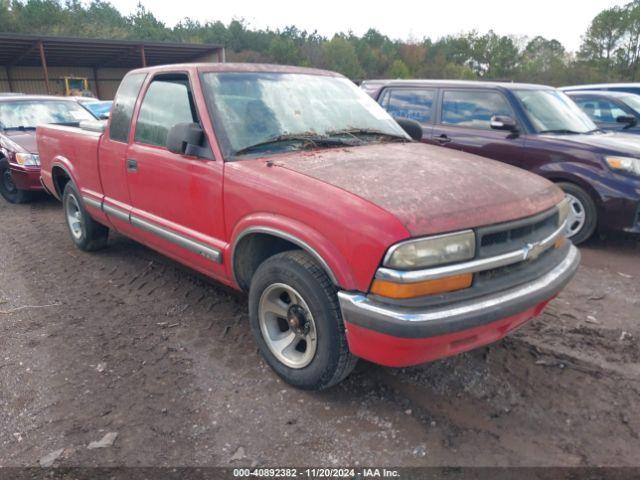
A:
434;134;452;144
126;158;138;172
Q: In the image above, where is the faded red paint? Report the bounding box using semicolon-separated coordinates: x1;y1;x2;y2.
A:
277;142;564;236
345;298;552;367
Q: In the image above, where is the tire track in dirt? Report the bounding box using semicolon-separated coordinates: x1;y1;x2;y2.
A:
1;196;639;467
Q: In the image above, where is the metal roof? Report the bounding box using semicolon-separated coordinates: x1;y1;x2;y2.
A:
0;33;223;68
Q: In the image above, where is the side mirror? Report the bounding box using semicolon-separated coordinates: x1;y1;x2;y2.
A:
616;115;637;129
394;117;423;141
490;115;518;131
167;122;204;155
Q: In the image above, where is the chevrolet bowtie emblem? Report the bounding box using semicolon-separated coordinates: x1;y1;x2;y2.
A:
523;241;545;261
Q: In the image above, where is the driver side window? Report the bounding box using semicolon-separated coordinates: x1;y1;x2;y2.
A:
135;73;197;148
441;90;513;130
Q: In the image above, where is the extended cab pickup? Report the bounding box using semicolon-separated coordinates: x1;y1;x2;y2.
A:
38;64;580;390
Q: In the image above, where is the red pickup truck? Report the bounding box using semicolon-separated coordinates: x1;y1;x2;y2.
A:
38;64;580;390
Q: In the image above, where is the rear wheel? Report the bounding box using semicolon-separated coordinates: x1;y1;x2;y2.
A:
248;250;357;390
557;182;597;245
0;159;32;204
63;182;109;251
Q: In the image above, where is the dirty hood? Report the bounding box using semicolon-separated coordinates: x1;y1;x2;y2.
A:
2;130;38;154
277;142;563;236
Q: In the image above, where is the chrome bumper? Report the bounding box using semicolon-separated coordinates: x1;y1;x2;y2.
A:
338;244;580;339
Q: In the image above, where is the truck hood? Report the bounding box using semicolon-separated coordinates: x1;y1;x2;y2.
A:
275;142;563;236
539;131;640;156
2;130;38;154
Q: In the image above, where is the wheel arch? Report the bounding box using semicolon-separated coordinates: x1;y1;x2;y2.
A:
230;225;346;292
537;169;603;208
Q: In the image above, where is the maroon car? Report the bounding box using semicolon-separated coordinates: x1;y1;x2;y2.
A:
363;80;640;244
0;95;95;203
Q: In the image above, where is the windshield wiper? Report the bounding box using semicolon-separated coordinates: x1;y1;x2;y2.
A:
234;133;357;156
539;129;581;135
325;128;409;141
2;126;36;131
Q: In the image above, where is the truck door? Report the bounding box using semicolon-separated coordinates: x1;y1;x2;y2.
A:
377;87;435;139
429;89;525;163
98;72;146;237
125;71;226;279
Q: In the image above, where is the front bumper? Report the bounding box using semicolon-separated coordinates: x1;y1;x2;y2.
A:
338;244;580;367
9;164;42;191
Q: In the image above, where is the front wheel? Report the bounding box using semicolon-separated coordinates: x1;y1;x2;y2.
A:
63;182;109;251
248;251;357;390
0;159;32;204
557;182;597;245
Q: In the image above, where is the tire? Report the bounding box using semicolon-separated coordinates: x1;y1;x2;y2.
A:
248;250;357;390
62;182;109;251
557;182;597;245
0;159;32;204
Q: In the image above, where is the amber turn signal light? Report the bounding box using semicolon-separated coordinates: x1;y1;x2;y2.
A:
554;236;566;249
371;273;473;299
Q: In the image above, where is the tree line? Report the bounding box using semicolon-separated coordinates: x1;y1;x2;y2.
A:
1;0;640;85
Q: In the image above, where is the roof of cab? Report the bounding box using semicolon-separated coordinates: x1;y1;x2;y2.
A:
126;62;343;78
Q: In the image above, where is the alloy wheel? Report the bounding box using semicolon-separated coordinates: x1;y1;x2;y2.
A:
258;282;318;369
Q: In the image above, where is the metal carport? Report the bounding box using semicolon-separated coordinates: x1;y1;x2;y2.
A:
0;33;225;99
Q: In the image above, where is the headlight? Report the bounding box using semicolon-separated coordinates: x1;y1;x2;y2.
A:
15;153;40;166
384;230;475;270
605;156;640;176
557;197;570;227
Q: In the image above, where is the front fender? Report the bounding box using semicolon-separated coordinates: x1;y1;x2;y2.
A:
534;161;607;206
227;212;356;290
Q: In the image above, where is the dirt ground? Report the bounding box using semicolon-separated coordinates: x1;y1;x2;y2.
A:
0;194;639;468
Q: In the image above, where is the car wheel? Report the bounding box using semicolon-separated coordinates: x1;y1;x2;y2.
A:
249;250;357;390
0;159;32;204
557;182;597;245
63;182;109;251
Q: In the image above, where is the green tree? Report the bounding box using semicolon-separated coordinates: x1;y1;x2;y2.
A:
321;35;364;79
127;2;170;41
579;5;625;68
517;36;567;84
386;59;410;78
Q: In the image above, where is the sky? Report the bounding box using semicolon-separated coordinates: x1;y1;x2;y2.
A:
109;0;628;52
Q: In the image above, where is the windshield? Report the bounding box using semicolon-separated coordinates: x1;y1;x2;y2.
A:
622;95;640;114
0;100;95;129
514;89;597;134
201;72;408;158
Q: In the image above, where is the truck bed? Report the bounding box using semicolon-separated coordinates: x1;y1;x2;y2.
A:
38;123;104;200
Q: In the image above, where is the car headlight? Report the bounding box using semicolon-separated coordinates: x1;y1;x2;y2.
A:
383;230;476;270
15;153;40;166
557;197;570;227
605;156;640;176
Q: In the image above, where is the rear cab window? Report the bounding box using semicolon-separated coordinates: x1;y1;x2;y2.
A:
441;90;514;130
134;73;198;148
109;73;146;143
379;88;436;125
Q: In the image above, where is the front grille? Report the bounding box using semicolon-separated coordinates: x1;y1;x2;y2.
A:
476;207;559;259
